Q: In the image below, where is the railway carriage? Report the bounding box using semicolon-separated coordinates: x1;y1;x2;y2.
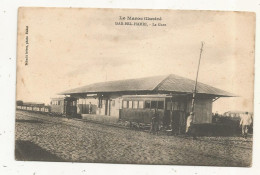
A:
121;95;167;124
16;101;50;115
50;97;77;116
120;94;188;133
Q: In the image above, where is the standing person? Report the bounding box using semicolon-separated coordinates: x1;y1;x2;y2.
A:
186;112;197;139
154;109;160;135
170;111;175;135
150;111;155;134
240;112;252;139
150;109;160;135
186;112;194;134
89;102;93;114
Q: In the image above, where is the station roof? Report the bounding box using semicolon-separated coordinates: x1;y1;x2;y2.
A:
60;74;234;97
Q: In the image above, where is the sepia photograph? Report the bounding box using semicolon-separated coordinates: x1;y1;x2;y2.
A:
15;7;255;167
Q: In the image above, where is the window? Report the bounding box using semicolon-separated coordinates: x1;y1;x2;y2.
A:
133;101;138;109
151;101;157;109
158;101;164;109
112;100;115;107
138;101;144;109
123;101;128;108
128;101;133;108
58;101;61;105
145;101;151;109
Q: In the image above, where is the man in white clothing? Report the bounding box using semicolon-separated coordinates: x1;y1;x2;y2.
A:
186;112;194;133
240;112;252;139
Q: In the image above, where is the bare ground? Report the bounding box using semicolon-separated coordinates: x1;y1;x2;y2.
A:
15;111;252;167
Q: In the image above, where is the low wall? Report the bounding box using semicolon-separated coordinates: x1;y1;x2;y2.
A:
190;123;242;136
81;114;119;124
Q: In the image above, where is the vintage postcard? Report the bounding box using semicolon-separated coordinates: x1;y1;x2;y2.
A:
15;7;255;167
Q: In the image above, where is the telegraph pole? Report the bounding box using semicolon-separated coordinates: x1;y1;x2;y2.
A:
191;42;204;116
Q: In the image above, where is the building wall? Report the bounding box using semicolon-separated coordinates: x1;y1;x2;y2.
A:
77;95;122;118
74;94;213;123
77;98;98;114
99;99;107;115
98;96;122;117
50;104;64;114
186;98;213;123
109;97;122;117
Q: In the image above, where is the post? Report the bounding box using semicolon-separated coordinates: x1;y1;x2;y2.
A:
170;93;173;132
191;42;204;121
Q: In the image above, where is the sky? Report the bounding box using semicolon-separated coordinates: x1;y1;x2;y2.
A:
16;8;255;113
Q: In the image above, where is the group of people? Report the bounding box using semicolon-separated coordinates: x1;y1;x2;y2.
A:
149;110;252;139
149;109;195;136
149;109;160;135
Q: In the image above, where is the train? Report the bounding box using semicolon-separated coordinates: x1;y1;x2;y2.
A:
16;97;79;117
16;101;53;115
16;94;188;133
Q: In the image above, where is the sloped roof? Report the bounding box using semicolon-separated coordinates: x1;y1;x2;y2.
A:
60;74;234;97
156;74;234;96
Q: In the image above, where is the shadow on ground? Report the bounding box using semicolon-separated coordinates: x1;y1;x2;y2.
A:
15;140;66;162
16;119;44;124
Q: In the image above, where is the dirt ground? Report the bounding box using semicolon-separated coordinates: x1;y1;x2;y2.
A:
15;111;252;167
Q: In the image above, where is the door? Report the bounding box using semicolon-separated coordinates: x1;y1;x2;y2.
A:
172;111;181;134
164;110;171;128
105;99;108;115
65;98;77;116
108;99;111;116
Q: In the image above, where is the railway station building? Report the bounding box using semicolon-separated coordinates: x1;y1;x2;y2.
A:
53;74;233;133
